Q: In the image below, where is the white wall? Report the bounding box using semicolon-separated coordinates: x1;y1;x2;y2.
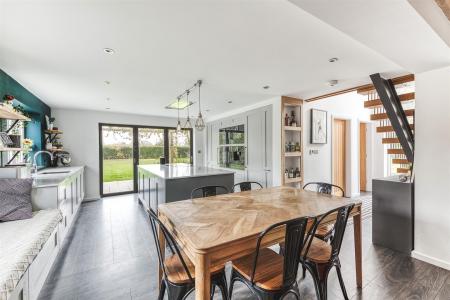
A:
412;66;450;270
52;108;193;200
302;91;379;197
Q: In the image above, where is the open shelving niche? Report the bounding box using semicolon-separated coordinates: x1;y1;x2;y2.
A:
281;96;304;187
0;105;31;167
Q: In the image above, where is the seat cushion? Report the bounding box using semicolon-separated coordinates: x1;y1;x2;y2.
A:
0;178;33;222
0;209;62;300
232;248;285;291
302;237;332;263
165;252;224;284
314;223;334;239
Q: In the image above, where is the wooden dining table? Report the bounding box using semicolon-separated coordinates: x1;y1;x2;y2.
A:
157;186;362;300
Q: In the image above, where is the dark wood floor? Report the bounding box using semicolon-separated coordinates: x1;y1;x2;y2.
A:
39;194;450;300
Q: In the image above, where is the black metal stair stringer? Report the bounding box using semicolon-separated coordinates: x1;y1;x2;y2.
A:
370;73;414;163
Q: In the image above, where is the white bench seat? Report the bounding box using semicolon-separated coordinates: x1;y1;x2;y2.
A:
0;209;62;300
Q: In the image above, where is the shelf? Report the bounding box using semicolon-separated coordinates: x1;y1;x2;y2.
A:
0;105;30;121
284;126;301;131
49;149;64;152
285;152;301;157
285;177;302;184
44;130;63;134
0;147;23;152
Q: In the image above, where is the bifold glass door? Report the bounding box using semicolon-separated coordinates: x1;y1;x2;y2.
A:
100;124;193;197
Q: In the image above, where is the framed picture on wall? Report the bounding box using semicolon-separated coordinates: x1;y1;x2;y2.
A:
310;109;327;144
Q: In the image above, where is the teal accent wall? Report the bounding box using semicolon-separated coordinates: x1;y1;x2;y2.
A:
0;69;51;164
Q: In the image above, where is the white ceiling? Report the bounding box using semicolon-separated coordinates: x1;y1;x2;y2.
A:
289;0;450;74
0;0;438;119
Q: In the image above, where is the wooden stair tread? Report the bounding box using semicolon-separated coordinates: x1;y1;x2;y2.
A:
364;92;415;108
165;253;224;284
387;148;405;155
302;237;332;264
232;248;284;291
392;158;409;164
377;124;414;133
382;137;399;144
371;109;414;121
397;168;410;174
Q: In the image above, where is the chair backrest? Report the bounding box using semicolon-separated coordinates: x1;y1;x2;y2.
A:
251;216;312;289
190;185;230;199
302;203;355;262
233;181;263;192
303;182;344;197
147;208;194;283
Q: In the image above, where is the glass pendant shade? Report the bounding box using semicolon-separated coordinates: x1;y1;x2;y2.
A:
184;117;192;129
195;112;205;131
176;120;182;132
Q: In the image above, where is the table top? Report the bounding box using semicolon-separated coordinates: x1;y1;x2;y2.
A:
138;163;234;179
158;186;361;251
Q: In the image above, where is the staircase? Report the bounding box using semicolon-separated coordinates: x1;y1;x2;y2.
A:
360;74;415;175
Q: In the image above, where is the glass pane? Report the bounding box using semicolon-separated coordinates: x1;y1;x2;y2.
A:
101;126;134;194
138;128;164;165
168;129;191;164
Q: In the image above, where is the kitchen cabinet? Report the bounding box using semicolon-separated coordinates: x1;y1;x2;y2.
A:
205;105;272;187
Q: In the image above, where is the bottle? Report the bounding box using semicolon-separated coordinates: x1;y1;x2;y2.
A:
284;113;289;126
289;168;294;178
290;111;296;126
295;142;300;152
295;167;300;178
285;169;288;179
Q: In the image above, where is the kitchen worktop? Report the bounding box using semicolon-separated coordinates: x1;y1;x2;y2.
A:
138;163;234;180
32;166;85;188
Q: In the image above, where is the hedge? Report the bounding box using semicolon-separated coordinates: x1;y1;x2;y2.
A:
102;145;190;159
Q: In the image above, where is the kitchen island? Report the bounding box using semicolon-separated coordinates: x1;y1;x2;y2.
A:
137;164;234;211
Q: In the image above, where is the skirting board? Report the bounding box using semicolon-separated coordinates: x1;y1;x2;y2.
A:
411;250;450;271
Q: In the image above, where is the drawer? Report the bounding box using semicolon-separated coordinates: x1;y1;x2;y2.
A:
28;227;59;300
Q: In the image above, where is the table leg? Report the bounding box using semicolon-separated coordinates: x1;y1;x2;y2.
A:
158;224;166;288
195;253;211;300
353;212;362;288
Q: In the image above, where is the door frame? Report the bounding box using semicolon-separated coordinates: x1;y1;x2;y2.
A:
331;117;349;196
99;123;193;197
359;121;368;192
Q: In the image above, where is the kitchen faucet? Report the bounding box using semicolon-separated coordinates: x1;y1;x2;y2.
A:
32;150;54;175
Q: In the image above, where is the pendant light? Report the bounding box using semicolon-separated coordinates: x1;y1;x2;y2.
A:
184;90;192;129
176;97;182;132
195;80;205;131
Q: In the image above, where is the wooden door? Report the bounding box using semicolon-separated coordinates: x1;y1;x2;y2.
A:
359;122;367;191
332;119;346;195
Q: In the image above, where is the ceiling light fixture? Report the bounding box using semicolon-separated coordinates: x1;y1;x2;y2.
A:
106;107;111;110
195;80;205;131
103;48;115;54
329;57;339;63
176;97;182;133
263;85;270;89
104;80;111;85
328;80;339;87
227;100;233;104
184;90;192;129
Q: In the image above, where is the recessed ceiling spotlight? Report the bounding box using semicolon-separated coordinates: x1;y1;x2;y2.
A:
327;80;339;87
227;100;233;104
104;80;111;85
263;85;270;89
106;97;110;101
103;48;115;54
205;109;210;112
105;107;111;110
329;57;339;63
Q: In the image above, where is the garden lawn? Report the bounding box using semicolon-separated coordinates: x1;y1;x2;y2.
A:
102;158;191;182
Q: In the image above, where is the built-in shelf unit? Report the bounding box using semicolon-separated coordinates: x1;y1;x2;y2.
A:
0;105;30;167
281;96;303;187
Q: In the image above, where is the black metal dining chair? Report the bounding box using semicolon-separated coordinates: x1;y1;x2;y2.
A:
303;182;344;197
300;204;355;300
190;185;230;199
233;181;263;192
147;208;229;300
303;182;345;242
228;216;314;299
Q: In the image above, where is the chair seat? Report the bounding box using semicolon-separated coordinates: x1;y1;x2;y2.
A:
314;223;334;239
231;248;284;291
302;237;332;264
165;253;225;284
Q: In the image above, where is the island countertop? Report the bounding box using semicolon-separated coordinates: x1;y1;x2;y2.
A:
138;164;234;180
